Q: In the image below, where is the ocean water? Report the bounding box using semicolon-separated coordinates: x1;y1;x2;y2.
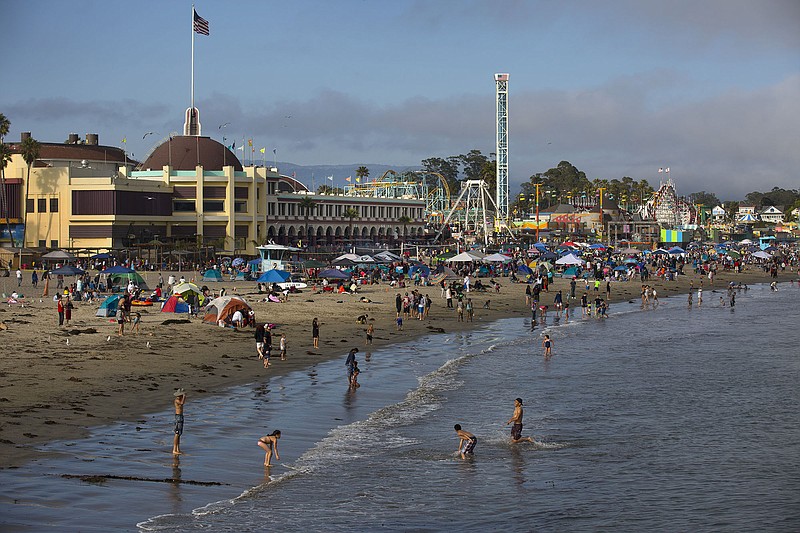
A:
2;283;799;532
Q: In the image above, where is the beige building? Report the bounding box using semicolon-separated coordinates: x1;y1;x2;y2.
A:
4;130;425;255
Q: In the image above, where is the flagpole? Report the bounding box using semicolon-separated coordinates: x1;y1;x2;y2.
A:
191;4;195;112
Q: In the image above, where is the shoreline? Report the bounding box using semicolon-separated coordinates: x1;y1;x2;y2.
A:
0;267;794;469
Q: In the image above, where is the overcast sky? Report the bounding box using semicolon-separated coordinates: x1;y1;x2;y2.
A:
2;0;798;201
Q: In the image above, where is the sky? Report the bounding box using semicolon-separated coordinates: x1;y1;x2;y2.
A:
1;0;798;201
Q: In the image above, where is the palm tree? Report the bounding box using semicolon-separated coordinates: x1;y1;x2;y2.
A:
398;215;411;244
298;196;317;247
0;113;15;248
20;136;41;250
343;207;359;245
355;166;369;183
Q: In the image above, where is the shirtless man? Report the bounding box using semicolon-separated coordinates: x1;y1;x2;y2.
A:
172;388;186;455
506;397;534;443
454;424;477;459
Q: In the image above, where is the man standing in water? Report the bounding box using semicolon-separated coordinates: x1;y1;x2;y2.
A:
173;388;186;455
506;397;534;443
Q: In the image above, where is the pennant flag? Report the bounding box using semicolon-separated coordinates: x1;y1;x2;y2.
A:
193;9;209;35
665;167;670;172
122;137;126;144
326;176;334;181
355;177;361;183
658;168;664;173
273;149;277;155
228;141;236;150
248;139;253;147
236;145;244;152
259;148;266;154
345;177;352;182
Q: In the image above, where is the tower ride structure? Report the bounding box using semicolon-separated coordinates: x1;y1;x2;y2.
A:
494;73;510;230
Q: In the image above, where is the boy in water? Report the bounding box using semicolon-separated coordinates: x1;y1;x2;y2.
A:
454;424;477;459
172;388;186;455
506;398;535;443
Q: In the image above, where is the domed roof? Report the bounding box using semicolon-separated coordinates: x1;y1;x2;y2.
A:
141;136;242;171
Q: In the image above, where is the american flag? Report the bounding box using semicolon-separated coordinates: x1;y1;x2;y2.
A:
193;9;209;35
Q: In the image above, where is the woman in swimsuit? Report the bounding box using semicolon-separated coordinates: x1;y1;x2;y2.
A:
542;334;552;357
257;430;281;467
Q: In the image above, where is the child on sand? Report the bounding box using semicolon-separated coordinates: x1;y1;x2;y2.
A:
279;333;287;360
257;430;281;467
132;312;141;334
396;315;403;331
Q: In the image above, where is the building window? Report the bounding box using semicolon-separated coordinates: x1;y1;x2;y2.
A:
50;240;58;248
50;198;59;212
173;200;196;212
39;240;46;247
203;200;224;212
38;198;47;213
234;201;247;213
26;199;34;213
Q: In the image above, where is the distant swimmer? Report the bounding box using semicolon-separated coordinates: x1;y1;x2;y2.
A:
506;398;534;444
257;430;281;467
454;424;477;459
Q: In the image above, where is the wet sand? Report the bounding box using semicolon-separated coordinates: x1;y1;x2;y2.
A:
0;266;792;468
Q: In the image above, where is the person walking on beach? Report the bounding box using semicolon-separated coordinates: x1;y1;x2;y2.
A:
257;430;281;467
263;326;273;368
457;299;464;322
280;333;287;360
506;398;535;444
255;323;266;360
31;269;38;288
454;424;477;459
542;334;553;357
172;388;186;455
16;268;22;287
465;298;474;322
57;295;65;326
345;348;358;385
116;304;125;336
312;317;320;349
366;323;374;346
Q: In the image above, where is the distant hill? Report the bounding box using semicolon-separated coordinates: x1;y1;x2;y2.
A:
275;162;420;189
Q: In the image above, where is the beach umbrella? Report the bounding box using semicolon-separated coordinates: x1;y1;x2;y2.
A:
668;246;686;255
751;250;772;260
652;249;670;255
724;250;741;258
533;242;548;251
318;268;350;279
589;243;606;250
446;251;482;262
763;246;778;252
537;261;554;270
257;269;292;283
232;258;245;267
49;265;85;275
613;265;628;271
562;266;580;277
90;252;114;260
624;258;638;264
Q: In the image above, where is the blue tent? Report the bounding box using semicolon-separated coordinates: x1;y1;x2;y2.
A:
613;265;628;271
257;269;291;283
318;268;350;280
91;252;114;260
562;266;580;277
96;295;122;317
202;269;223;282
100;265;135;274
234;271;251;281
49;265;85;275
517;264;533;276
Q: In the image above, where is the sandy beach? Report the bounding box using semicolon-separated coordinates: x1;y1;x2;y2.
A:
0;265;793;469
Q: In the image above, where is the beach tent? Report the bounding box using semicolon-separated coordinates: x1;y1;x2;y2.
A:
257;269;291;283
234;271;251;281
562;266;580;277
555;253;584;265
96;295;122;317
409;264;431;277
42;250;76;261
483;253;513;263
203;296;251;324
446;251;482;263
752;250;772;260
318;268;350;279
101;266;148;289
160;295;190;313
202;269;223;282
49;265;85;275
171;282;201;296
373;251;403;263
